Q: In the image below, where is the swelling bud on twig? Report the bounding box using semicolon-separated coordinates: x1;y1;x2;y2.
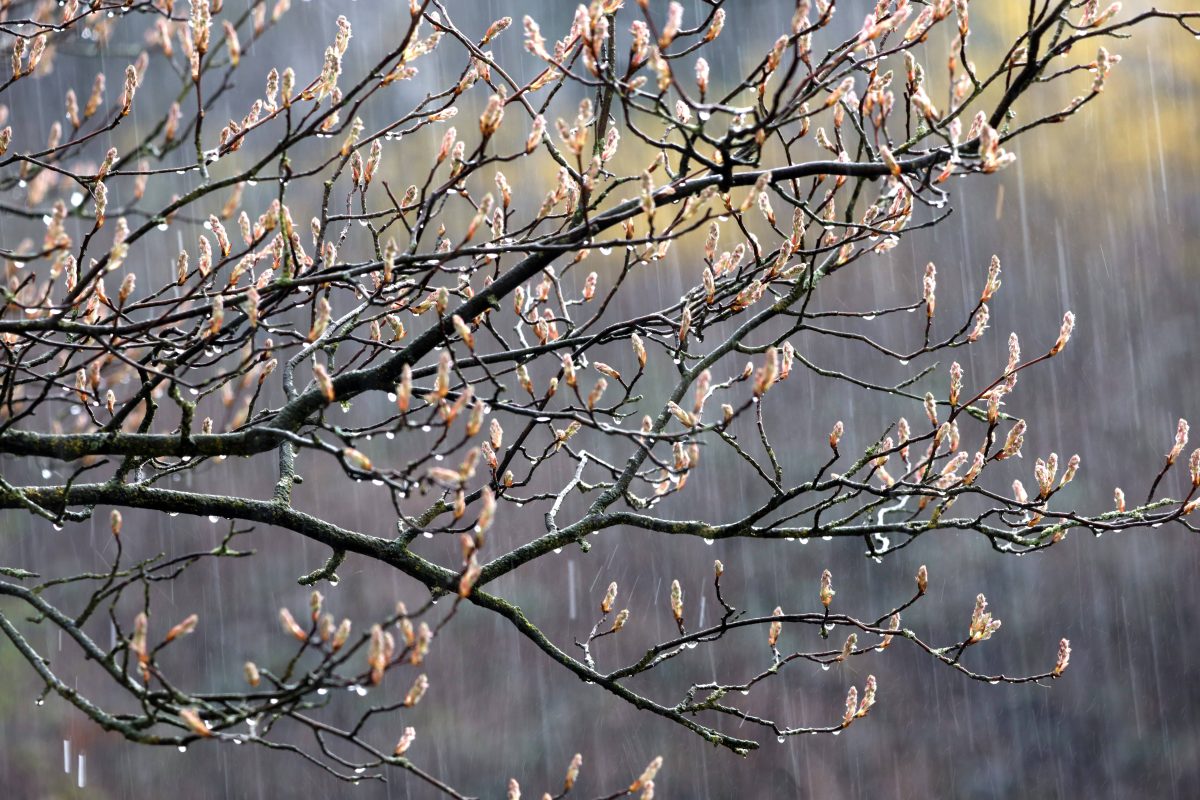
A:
820;569;835;607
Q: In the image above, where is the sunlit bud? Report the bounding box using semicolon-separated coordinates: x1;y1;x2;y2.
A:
630;756;663;792
709;404;728;427
968;593;1002;641
817;568;836;607
678;307;691;344
665;401;695;428
93;181;108;226
768;607;783;648
557;752;582;793
755;186;777;226
341;448;372;472
697;267;716;305
460;398;485;439
429;350;452;400
947;362;964;407
978;388;1000;424
917;262;936;318
296;593;320;628
1114;486;1126;512
838;632;858;663
631;333;648;369
668;579;684;625
395;364;413;413
968;253;1000;305
403;674;429;707
1186;450;1200;489
511;362;534;396
825;420;844;451
304;364;334;405
446;314;475;351
470;94;503;143
854;675;878;719
155;614;200;650
120;65;139;115
657;2;685;47
1050;638;1073;676
307;296;331;343
842;686;859;726
126;612;149;668
180;708;213;738
882;613;901;649
601;582;618;615
527;115;546;153
195;234;217;280
594;362;622;383
754;347;780;396
243;661;261;687
587;377;608;410
435;127;458;164
1084;1;1122;27
874;146;902;178
941;418;957;451
458;554;482;597
507;779;521;800
1168;418;1190;464
362;623;386;681
998;419;1026;460
696;6;724;44
393;726;417;757
964;302;990;343
331;618;352;651
279;608;307;641
1050;311;1075;356
923;392;938;426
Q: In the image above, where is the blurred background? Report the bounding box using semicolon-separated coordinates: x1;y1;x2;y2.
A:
3;1;1200;797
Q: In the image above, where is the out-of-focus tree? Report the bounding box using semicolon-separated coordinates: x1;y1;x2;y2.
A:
0;1;1197;796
